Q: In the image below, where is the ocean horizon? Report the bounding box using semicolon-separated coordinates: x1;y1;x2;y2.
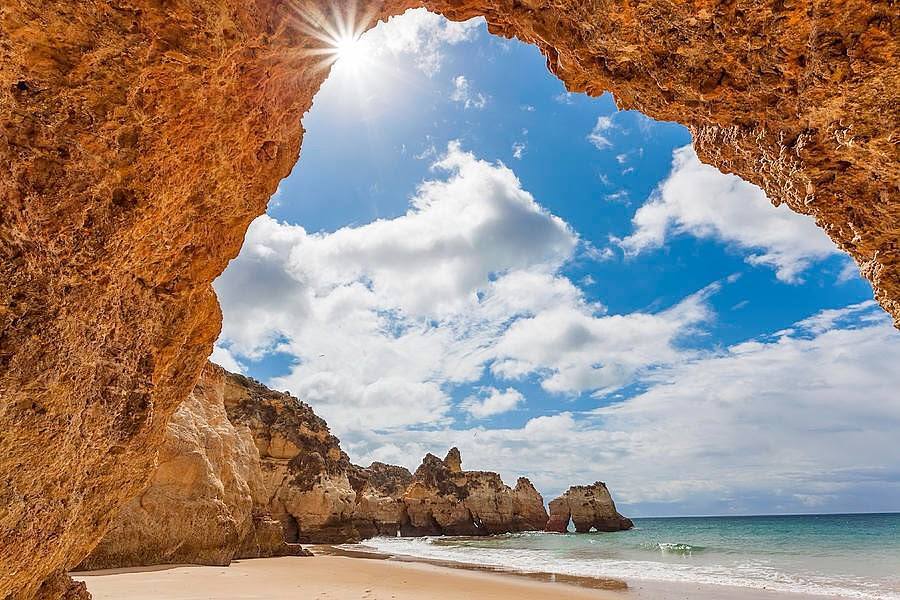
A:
351;512;900;599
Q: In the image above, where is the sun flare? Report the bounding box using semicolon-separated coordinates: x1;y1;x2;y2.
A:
333;33;365;67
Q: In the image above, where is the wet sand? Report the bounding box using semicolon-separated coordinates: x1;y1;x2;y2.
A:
74;552;834;600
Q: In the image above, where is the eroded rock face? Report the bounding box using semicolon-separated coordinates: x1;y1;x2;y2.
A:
77;364;302;570
222;375;546;543
349;462;415;538
222;369;362;543
545;482;633;533
2;1;896;596
403;448;549;536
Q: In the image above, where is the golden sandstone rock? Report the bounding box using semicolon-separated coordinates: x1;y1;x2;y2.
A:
545;482;634;534
0;1;896;597
77;364;302;570
87;367;549;562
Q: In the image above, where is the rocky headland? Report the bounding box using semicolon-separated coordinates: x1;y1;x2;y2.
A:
82;362;627;569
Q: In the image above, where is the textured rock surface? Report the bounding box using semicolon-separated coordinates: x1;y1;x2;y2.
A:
403;449;549;536
78;363;301;570
545;482;633;533
349;462;416;538
1;1;896;597
222;369;362;543
223;374;546;542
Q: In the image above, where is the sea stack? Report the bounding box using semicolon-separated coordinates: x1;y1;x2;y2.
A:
545;482;634;533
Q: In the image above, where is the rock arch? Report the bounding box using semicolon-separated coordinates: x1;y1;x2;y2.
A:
0;1;896;597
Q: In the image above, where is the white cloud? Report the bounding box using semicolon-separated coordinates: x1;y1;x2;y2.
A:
216;143;723;438
490;282;719;395
462;387;525;418
209;344;244;374
342;303;900;514
451;75;487;109
616;145;841;282
587;115;616;149
512;141;525;159
837;258;862;284
604;190;629;203
360;9;482;76
216;142;580;432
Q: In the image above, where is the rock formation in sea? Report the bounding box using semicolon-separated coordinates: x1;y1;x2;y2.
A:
2;1;894;596
545;482;634;533
79;364;305;569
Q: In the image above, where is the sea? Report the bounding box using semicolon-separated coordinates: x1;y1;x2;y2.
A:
351;513;900;599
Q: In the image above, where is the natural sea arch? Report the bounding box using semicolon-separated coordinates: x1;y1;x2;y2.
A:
0;0;896;597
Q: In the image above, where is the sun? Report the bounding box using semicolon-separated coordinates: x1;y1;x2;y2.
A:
286;1;376;75
334;33;365;67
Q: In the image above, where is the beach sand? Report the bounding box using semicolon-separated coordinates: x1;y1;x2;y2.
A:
74;553;834;600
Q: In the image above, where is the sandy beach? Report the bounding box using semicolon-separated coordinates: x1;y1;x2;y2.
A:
73;554;835;600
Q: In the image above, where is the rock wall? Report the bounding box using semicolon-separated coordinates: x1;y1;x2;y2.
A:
545;482;633;533
78;363;303;570
222;370;548;542
1;1;896;597
85;366;551;562
222;368;363;543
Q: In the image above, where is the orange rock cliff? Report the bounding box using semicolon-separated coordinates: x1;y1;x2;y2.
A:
84;363;553;565
0;1;896;598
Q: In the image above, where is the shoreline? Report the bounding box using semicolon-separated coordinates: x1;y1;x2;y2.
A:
311;543;837;600
74;548;837;600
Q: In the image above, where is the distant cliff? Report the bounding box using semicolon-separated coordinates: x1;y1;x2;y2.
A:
84;362;627;567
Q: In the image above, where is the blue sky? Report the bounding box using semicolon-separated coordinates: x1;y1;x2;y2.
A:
212;10;900;516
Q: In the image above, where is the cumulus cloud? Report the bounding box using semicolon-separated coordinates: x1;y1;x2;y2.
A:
216;142;720;437
216;142;581;431
209;344;244;374
450;75;487;109
616;145;841;282
462;387;525;418
491;282;718;395
343;303;900;514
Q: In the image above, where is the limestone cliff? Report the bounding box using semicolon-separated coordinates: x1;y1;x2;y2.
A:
78;364;303;570
2;1;895;596
86;367;551;559
349;462;415;538
222;372;548;542
545;482;633;533
222;369;362;543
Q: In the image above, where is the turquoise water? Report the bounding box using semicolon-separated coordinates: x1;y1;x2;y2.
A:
357;514;900;599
